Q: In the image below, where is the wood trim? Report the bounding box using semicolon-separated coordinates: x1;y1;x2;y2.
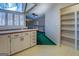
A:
0;29;37;35
60;3;78;10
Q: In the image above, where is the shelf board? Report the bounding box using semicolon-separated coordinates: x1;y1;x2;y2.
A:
61;27;79;32
61;12;74;16
62;34;75;40
61;18;74;21
61;23;75;25
61;28;75;31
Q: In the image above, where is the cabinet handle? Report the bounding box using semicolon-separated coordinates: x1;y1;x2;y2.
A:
33;42;36;43
25;33;28;35
21;38;24;41
8;35;10;38
14;35;19;37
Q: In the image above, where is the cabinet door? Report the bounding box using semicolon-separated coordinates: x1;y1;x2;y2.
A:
22;32;31;49
10;33;22;54
30;31;37;46
0;35;10;55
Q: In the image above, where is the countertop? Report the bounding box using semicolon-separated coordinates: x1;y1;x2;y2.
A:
0;29;38;35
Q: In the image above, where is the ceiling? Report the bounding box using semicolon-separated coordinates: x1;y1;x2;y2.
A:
26;3;53;20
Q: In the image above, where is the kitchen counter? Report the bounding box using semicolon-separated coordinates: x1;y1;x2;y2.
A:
0;29;38;35
0;28;37;55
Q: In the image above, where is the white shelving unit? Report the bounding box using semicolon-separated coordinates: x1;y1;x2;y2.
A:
61;27;75;31
62;34;75;40
61;4;79;50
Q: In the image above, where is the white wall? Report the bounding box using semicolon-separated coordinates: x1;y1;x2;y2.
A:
45;3;74;45
38;15;45;32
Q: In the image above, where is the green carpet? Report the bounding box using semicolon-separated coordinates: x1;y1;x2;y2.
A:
37;31;56;45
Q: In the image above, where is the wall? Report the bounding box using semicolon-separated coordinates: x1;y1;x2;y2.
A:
45;3;74;45
31;15;45;32
38;15;45;32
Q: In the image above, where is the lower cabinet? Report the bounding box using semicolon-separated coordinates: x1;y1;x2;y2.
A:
0;35;10;55
10;33;22;54
21;32;31;50
30;31;37;47
0;30;37;55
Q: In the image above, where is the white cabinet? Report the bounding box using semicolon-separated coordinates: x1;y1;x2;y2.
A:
22;32;31;50
30;31;37;47
24;32;31;48
0;35;10;55
10;31;35;54
0;30;37;55
10;33;22;54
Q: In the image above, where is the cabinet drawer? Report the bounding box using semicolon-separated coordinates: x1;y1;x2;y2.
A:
10;33;21;39
24;32;30;36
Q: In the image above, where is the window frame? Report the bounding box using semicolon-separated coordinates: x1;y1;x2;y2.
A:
0;9;25;29
0;11;6;26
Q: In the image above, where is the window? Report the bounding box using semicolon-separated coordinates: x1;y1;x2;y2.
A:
0;3;23;12
14;14;20;26
0;3;25;28
8;13;13;26
19;14;25;26
0;12;5;26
